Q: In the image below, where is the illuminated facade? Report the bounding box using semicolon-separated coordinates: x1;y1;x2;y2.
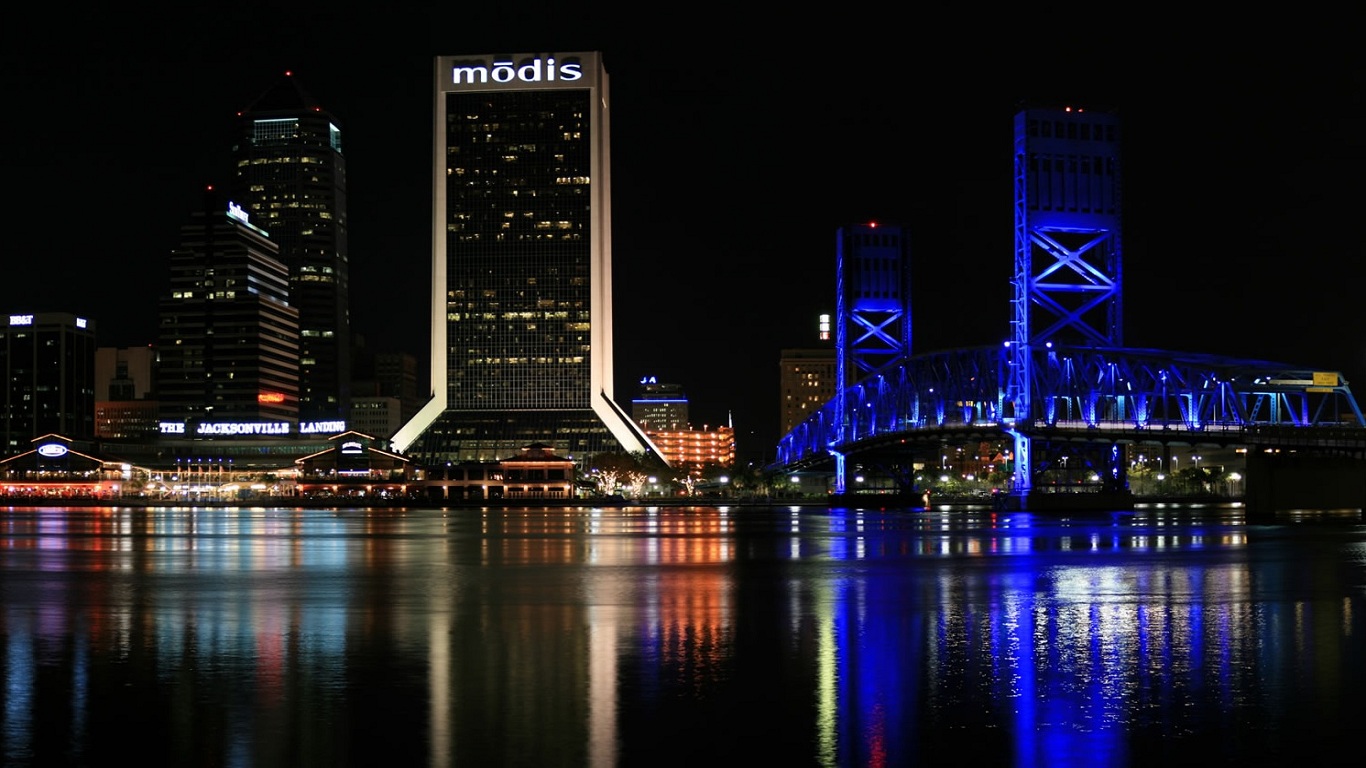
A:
393;51;657;464
231;71;351;422
155;187;300;427
646;425;735;473
632;378;689;432
0;312;97;456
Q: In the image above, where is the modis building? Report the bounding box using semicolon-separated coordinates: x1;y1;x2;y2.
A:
392;52;660;465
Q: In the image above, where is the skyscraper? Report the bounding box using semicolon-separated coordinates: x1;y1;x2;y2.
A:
155;187;300;427
0;312;97;455
392;52;657;464
231;71;351;422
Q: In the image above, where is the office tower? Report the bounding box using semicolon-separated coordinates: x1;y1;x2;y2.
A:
632;377;689;432
231;71;351;422
392;51;658;464
778;347;837;436
347;394;404;441
94;345;159;440
0;312;97;455
374;351;422;423
155;188;300;428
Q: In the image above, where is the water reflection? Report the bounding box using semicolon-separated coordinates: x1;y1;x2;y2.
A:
0;504;1363;767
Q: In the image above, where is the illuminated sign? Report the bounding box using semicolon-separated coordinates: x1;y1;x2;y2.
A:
157;420;347;437
450;55;582;86
197;422;290;436
258;391;285;404
9;314;33;326
299;420;346;434
228;201;250;224
340;441;363;454
76;317;87;329
37;444;68;458
639;375;657;385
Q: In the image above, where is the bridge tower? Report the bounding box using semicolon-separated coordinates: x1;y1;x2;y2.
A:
1007;106;1124;497
833;222;913;493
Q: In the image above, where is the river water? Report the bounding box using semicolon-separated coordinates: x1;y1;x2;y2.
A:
1;502;1363;767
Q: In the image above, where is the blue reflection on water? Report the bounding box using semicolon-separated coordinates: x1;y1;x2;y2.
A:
0;503;1362;767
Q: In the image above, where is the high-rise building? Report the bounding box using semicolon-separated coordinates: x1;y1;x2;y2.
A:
231;71;351;423
155;187;300;428
778;347;837;437
632;377;689;432
392;52;658;465
0;311;97;455
94;345;159;440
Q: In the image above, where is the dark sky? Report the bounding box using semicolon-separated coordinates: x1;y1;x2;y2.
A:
4;7;1364;461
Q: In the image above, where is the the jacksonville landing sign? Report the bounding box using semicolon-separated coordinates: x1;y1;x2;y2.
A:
158;420;347;437
442;53;594;91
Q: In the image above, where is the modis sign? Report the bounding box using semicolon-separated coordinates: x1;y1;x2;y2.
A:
444;53;590;90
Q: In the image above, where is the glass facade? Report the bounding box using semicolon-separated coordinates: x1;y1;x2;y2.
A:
444;88;594;411
231;74;351;422
397;52;656;466
0;313;97;455
155;192;300;426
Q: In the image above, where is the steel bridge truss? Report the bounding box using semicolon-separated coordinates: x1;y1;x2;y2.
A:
775;344;1365;472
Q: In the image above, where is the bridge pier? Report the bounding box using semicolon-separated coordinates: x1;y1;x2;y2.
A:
1244;449;1366;520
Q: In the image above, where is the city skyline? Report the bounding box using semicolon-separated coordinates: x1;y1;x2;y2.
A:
5;8;1364;461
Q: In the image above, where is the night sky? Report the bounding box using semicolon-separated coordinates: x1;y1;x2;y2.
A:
4;7;1364;461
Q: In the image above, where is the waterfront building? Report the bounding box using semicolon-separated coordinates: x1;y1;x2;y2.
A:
646;425;735;473
0;312;97;456
293;430;413;498
155;187;300;428
0;434;127;498
231;71;352;422
392;52;658;465
632;377;689;432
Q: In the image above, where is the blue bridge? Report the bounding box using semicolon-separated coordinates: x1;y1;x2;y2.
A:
774;342;1365;511
770;107;1366;514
